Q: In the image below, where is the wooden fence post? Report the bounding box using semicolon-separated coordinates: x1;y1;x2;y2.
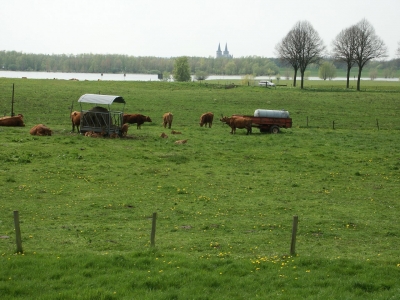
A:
150;212;157;247
13;211;23;253
376;119;379;130
11;83;15;117
290;215;298;256
332;120;335;130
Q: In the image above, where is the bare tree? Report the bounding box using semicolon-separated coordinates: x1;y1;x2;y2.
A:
353;19;387;91
275;31;300;87
276;21;325;89
296;22;326;88
332;25;357;88
397;41;400;57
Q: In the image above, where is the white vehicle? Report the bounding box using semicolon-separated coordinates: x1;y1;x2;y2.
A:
258;81;275;87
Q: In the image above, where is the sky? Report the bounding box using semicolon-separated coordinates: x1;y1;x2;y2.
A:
1;0;399;59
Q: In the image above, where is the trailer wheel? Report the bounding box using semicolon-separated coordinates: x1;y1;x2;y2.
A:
270;126;280;134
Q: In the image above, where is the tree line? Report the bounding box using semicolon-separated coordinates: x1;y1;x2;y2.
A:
0;51;283;77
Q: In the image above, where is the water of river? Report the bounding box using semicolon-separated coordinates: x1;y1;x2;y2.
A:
0;70;398;82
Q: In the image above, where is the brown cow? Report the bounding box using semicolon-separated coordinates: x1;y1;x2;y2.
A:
220;116;252;135
199;112;214;128
29;124;52;136
123;114;152;129
162;112;173;129
0;114;25;127
121;123;129;137
70;111;81;132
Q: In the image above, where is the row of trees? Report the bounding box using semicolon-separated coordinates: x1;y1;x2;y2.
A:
0;51;281;77
276;19;389;90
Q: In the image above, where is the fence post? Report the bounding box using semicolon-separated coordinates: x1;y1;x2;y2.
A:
290;215;298;256
150;212;157;247
376;119;379;130
332;120;335;130
11;83;15;117
307;116;309;127
13;211;23;253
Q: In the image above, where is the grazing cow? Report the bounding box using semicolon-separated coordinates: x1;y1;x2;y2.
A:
220;116;252;135
0;114;25;127
29;124;52;136
123;114;152;129
160;132;168;138
163;112;173;129
175;139;188;144
70;111;81;132
171;130;181;134
121;123;129;137
199;112;214;128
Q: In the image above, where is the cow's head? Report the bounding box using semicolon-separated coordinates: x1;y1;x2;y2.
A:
219;116;230;124
146;116;152;122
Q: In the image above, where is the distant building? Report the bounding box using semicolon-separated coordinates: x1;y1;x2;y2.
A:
216;43;233;58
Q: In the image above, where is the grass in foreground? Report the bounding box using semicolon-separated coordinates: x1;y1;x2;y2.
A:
0;78;399;299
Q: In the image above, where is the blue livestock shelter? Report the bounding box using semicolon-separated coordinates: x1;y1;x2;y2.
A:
78;94;126;136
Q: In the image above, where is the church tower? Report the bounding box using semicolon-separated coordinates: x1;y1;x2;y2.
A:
216;43;232;58
216;43;222;58
223;43;229;57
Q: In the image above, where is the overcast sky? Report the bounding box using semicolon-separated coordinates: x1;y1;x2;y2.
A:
1;0;399;59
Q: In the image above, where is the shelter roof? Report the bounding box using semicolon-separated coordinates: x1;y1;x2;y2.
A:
78;94;125;105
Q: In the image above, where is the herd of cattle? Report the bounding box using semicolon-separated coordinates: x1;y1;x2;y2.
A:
0;110;253;137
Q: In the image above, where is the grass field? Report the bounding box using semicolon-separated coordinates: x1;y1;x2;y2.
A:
0;78;399;299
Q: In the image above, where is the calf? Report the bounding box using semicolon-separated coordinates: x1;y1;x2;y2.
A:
121;123;129;137
175;139;188;144
199;112;214;128
29;124;52;136
109;133;119;138
84;131;105;138
163;112;173;129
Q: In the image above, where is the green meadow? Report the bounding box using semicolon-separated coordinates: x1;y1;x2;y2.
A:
0;78;399;299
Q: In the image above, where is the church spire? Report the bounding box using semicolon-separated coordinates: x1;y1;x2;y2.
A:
216;43;222;58
216;42;232;58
